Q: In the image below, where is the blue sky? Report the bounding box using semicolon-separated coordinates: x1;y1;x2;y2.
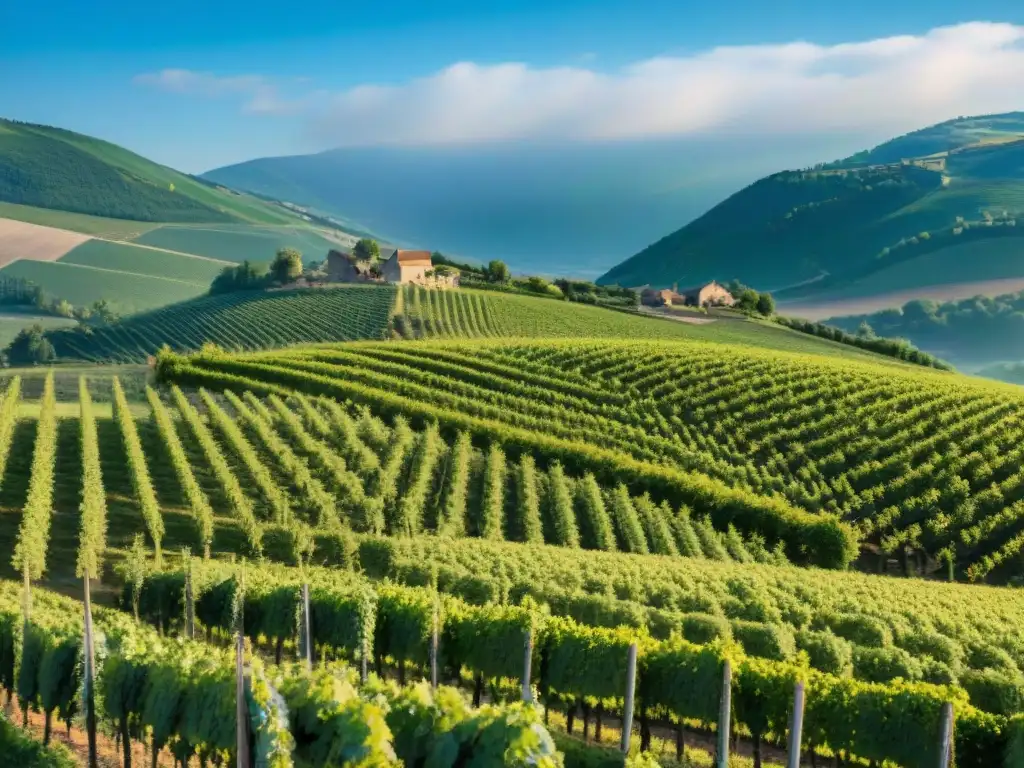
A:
1;0;1021;172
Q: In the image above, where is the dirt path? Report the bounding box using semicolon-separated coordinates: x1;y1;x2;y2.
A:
6;697;174;767
637;306;718;325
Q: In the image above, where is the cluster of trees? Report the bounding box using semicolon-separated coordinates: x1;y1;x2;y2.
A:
830;291;1024;367
210;248;305;294
725;280;775;316
774;315;953;370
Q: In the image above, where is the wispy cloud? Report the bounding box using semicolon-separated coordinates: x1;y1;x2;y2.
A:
132;69;310;115
137;22;1024;146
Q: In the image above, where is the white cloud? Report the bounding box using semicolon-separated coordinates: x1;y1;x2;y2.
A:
137;22;1024;146
132;69;307;115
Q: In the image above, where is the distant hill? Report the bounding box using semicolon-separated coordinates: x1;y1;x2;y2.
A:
0;118;304;224
0;119;364;314
598;113;1024;299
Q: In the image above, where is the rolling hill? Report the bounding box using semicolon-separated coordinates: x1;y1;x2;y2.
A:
598;112;1024;305
0;119;365;314
36;284;913;364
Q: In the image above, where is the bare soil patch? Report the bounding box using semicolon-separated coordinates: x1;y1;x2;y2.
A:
0;217;92;268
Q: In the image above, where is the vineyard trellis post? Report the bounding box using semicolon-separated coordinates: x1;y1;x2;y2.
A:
522;629;533;703
300;583;312;671
786;681;805;768
83;569;98;768
938;702;954;768
429;605;438;689
620;642;638;754
716;660;732;768
184;558;195;640
236;631;251;768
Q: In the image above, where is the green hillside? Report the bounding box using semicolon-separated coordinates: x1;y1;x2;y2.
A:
132;222;340;263
36;285;907;363
0;118;300;224
599;113;1024;299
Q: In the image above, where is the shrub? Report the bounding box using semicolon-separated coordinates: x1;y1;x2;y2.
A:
796;630;852;676
967;643;1020;675
851;646;923;683
961;670;1024;716
896;629;963;668
730;620;796;662
680;613;732;645
816;612;892;648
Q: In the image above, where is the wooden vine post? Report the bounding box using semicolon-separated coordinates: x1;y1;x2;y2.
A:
938;702;954;768
620;642;638;754
301;583;312;671
716;661;732;768
83;569;98;768
522;628;533;703
429;603;439;689
184;558;195;640
786;681;805;768
235;567;251;768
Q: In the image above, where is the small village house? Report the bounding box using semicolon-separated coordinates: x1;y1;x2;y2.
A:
641;280;735;308
678;280;735;308
327;248;458;287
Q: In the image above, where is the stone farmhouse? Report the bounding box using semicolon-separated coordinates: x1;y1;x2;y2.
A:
327;249;458;287
640;280;735;308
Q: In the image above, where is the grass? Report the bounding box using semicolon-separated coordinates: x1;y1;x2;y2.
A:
59;238;228;283
0;259;210;314
131;223;340;264
0;201;158;240
0;313;75;349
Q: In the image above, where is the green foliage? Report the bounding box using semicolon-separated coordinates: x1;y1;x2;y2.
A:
485;260;511;284
113;376;164;565
12;372;57;579
774;315;953;370
796;630;853;676
851;646;924;684
271;247;304;284
76;377;107;577
680;613;732;646
962;669;1024;716
606;484;648;555
210;260;269;295
575;474;616;551
0;710;75;767
352;238;381;263
6;324;56;365
171;385;263;555
730;620;796;662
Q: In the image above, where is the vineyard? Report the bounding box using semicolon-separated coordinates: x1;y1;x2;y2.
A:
156;337;1024;581
41;284;897;364
44;286;397;362
2;332;1024;763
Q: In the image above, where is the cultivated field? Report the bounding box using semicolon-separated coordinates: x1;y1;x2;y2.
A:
0;216;92;267
0;259;217;314
2;357;1023;766
41;285;902;363
132;223;340;263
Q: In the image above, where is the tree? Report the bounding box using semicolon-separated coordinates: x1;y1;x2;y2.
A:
209;261;268;295
91;300;119;325
756;292;775;316
271;247;303;284
7;325;56;365
736;288;760;312
353;239;380;262
485;260;510;284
